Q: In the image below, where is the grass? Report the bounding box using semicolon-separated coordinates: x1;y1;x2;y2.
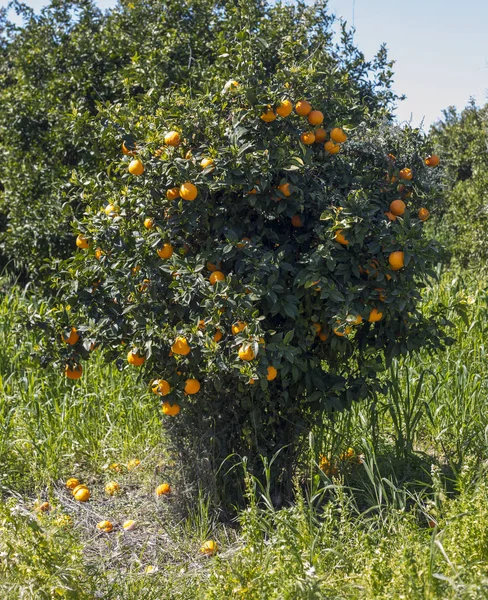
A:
1;268;488;598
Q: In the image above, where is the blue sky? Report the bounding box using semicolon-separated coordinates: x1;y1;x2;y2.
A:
2;0;487;129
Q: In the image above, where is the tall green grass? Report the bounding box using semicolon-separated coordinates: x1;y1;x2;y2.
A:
1;269;488;598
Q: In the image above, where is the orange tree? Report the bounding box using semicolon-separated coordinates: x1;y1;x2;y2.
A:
32;1;448;500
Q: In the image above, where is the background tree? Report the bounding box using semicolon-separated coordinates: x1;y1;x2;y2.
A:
430;100;488;268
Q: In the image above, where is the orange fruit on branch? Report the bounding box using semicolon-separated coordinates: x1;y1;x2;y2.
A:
324;140;340;154
330;128;347;143
65;364;83;379
389;199;406;216
334;229;349;245
260;107;276;122
209;271;225;285
184;378;201;394
172;337;190;355
300;131;315;145
388;251;405;271
161;401;180;416
157;244;174;259
179;182;198;201
314;128;327;143
308;110;324;125
399;168;413;181
164;131;181;147
62;327;80;345
128;159;144;176
295;100;312;116
418;208;430;221
76;235;89;249
425;154;439;167
276;99;293;117
127;349;145;366
238;344;255;361
166;187;180;200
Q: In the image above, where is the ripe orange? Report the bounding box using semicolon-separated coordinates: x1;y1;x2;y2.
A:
156;482;172;496
267;366;278;381
35;501;51;512
335;229;349;245
65;364;83;379
144;217;154;229
425;154;439;167
385;211;397;221
291;214;303;228
63;327;80;345
172;337;191;355
109;463;122;472
295;100;312;116
104;204;118;217
184;378;201;394
213;330;223;342
418;208;430;221
232;321;247;335
314;128;327;143
157;380;171;396
164;131;181;147
76;234;89;249
127;349;145;366
368;308;383;323
277;182;291;197
122;141;136;156
166;187;180;200
308;110;324;126
333;324;352;337
200;540;218;555
324;140;340;154
97;520;113;533
209;271;225;285
390;199;406;216
238;344;255;361
73;487;90;502
157;244;174;259
201;157;215;171
95;248;104;260
161;401;180;416
123;520;136;531
127;459;141;470
389;251;405;271
128;159;144;176
350;314;362;325
276;99;293;117
237;237;251;249
330;128;347;143
179;182;198;201
206;261;221;272
105;482;120;496
399;168;413;181
260;107;277;122
300;131;316;145
66;478;80;489
319;331;329;342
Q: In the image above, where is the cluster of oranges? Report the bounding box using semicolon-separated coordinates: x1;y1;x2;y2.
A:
319;447;362;477
60;469;218;555
260;98;347;155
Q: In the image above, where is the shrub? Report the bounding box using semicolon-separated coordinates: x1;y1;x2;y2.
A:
31;1;447;500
